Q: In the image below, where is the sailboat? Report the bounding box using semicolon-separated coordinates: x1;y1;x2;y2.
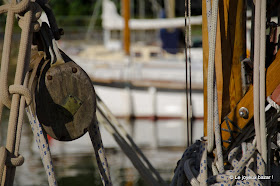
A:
68;0;204;120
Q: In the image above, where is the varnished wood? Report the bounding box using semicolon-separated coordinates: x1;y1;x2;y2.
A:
123;0;130;55
215;13;223;124
167;0;175;18
202;0;209;136
214;0;246;123
221;51;280;149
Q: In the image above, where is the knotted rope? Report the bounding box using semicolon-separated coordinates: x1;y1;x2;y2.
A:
171;139;269;185
267;96;280;112
171;0;278;185
0;1;112;185
0;1;41;185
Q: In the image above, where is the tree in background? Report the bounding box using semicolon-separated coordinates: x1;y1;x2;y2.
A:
50;0;93;16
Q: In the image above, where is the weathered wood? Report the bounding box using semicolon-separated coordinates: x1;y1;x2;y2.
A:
221;51;280;149
36;60;96;141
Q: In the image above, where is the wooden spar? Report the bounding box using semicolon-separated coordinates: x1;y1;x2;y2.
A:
202;0;209;136
221;50;280;150
203;0;246;135
122;0;130;55
167;0;175;18
216;0;246;122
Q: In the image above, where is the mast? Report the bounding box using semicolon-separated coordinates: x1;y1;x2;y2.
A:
202;0;209;136
167;0;175;18
123;0;130;55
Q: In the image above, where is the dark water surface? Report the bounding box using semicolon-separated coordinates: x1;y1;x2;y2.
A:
0;111;203;186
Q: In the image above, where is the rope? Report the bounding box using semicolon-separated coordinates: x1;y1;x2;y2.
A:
253;0;261;155
170;0;275;185
267;96;280;111
172;139;268;185
206;0;219;153
25;106;57;186
8;85;32;106
96;98;166;186
206;0;212;33
88;119;112;186
0;1;41;185
96;95;167;185
199;141;207;185
259;0;267;166
170;140;202;186
187;0;192;146
0;147;7;184
214;82;224;173
2;1;162;186
184;0;190;147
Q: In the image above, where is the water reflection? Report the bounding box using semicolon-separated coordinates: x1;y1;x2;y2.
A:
1;116;203;186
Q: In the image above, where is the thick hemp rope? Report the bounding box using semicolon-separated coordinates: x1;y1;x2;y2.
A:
0;1;41;185
0;1;112;185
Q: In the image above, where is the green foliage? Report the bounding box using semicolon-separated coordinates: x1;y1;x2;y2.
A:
50;0;69;16
50;0;94;16
68;1;93;16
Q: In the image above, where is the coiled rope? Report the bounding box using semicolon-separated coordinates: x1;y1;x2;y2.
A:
171;0;276;185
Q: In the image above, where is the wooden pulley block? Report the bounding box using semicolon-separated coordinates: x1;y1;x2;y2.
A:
35;55;96;141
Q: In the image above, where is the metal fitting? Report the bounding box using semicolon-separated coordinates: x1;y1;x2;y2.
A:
239;107;249;119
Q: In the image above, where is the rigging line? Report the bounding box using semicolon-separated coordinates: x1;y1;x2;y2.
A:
259;0;267;166
184;0;190;147
188;0;192;107
187;0;192;145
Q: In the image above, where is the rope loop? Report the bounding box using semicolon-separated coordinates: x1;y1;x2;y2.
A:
267;96;280;111
0;0;30;15
6;155;24;167
9;85;32;106
17;2;42;32
0;147;24;171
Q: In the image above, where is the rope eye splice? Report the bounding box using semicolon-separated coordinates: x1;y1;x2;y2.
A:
0;0;112;185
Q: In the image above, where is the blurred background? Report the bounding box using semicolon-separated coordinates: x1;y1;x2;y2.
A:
0;0;205;185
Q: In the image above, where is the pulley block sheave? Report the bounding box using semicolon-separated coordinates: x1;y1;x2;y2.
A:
35;54;96;141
